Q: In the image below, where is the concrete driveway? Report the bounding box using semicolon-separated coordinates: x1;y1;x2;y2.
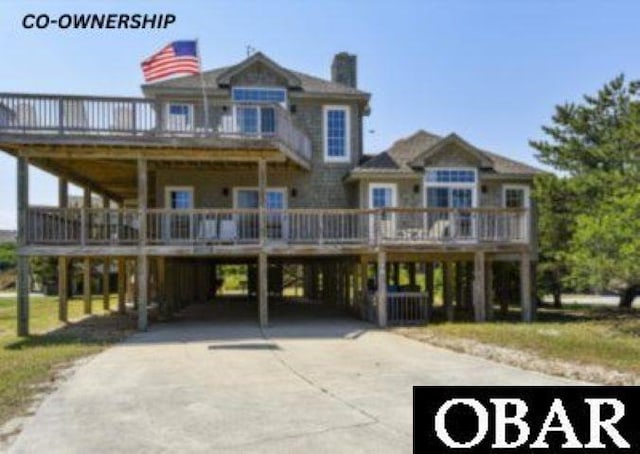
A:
10;313;582;453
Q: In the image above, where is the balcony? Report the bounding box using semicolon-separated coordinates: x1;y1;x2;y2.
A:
0;93;312;166
24;207;529;249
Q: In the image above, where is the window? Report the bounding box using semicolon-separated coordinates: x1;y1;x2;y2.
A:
232;87;286;105
234;188;286;209
503;185;530;208
231;87;284;134
234;187;287;239
166;103;193;131
425;169;476;183
165;187;194;209
424;168;478;238
323;105;350;162
368;183;397;231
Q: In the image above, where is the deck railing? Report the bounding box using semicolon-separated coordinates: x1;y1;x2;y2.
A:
379;208;528;243
25;207;528;246
0;93;311;162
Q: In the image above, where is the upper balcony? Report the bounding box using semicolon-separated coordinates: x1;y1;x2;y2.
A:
0;92;312;167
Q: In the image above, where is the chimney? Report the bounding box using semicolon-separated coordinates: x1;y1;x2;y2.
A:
331;52;357;88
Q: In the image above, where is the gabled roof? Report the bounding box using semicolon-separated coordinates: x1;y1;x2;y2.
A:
350;130;542;178
216;52;301;88
408;133;493;168
142;52;370;99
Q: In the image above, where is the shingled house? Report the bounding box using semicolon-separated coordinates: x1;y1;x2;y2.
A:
0;51;539;335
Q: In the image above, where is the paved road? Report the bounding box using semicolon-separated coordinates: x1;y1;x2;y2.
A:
10;312;583;453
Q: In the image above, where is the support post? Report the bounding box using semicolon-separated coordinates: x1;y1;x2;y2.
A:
137;158;148;330
408;263;416;288
258;159;267;245
473;251;486;322
102;197;110;311
486;258;494;320
117;257;126;314
521;252;533;322
360;257;368;318
443;262;454;321
455;261;464;308
17;157;29;336
82;187;91;246
259;252;268;327
83;257;92;313
425;262;434;318
58;257;68;322
377;251;387;327
137;255;148;330
58;178;68;208
57;177;69;323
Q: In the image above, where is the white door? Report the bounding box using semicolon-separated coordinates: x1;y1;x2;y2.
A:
369;184;397;239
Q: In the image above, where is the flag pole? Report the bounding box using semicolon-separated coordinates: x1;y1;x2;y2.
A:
196;39;210;133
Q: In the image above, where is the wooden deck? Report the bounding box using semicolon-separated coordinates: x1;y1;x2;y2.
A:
0;92;312;168
22;207;529;256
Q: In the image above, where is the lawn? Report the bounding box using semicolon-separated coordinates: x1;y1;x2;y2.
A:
0;295;134;427
404;304;640;376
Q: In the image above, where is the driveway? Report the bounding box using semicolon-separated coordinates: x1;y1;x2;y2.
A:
10;315;583;453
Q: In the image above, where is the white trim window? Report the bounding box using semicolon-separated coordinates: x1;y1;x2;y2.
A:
230;87;285;135
502;184;530;209
165;186;194;209
424;168;478;208
323;105;351;162
166;103;194;131
424;168;478;239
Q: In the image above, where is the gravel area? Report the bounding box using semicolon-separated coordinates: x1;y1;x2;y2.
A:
394;328;640;386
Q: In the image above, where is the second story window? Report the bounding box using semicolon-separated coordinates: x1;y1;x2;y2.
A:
323;105;350;162
231;87;285;135
166;103;193;131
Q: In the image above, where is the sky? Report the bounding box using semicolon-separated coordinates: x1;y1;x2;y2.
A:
1;0;639;229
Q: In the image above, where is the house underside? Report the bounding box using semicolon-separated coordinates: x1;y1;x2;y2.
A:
0;92;535;335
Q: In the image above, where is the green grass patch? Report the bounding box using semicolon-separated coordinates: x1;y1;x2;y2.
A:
420;305;640;375
0;295;133;427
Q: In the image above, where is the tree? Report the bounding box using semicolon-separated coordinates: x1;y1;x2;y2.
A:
533;174;575;307
531;74;640;178
0;243;17;272
531;75;640;307
567;189;640;307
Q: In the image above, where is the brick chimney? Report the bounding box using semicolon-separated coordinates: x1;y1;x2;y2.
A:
331;52;357;88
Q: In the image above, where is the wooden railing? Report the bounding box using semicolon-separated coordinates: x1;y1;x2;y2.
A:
25;207;529;246
379;208;528;244
0;93;311;162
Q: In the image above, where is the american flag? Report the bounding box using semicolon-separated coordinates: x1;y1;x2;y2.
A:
141;40;200;83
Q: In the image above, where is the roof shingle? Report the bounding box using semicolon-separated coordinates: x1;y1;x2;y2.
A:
142;53;369;98
351;130;542;176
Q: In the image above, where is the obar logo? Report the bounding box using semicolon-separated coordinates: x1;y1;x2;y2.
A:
414;387;640;452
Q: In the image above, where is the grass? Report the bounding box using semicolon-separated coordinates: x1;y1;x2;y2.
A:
0;295;134;428
417;304;640;375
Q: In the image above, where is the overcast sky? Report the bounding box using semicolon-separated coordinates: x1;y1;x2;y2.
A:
1;0;639;229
